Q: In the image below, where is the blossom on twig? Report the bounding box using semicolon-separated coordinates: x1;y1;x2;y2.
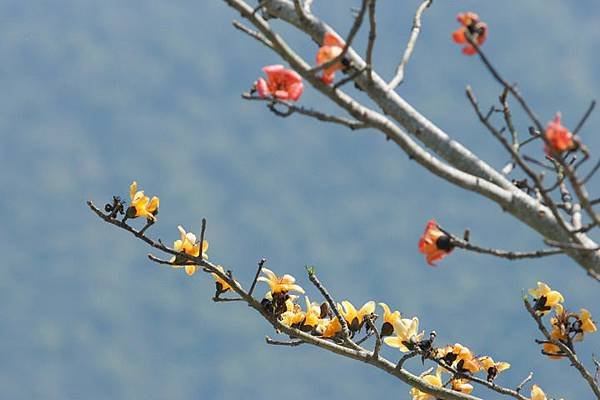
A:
478;356;510;382
379;302;401;337
409;367;443;400
316;32;345;84
255;64;304;101
384;316;424;352
528;281;564;316
168;225;209;276
211;265;238;295
257;268;305;294
127;181;159;221
544;113;577;155
530;384;547;400
452;12;488;55
418;220;454;266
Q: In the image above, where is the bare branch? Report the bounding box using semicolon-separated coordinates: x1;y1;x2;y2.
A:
515;372;533;393
365;0;376;81
266;336;304;346
387;0;432;90
573;100;596;136
232;20;273;48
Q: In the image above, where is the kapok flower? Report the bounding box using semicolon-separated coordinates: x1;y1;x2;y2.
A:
478;356;510;382
280;298;306;327
384;316;424;352
303;296;324;330
544;113;577;155
316;32;345;84
409;368;442;400
543;326;567;359
530;384;547;400
257;268;305;295
338;300;376;332
255;64;304;101
379;302;401;337
438;343;480;373
418;220;454;266
169;225;209;276
211;265;238;294
127;181;159;221
452;12;488;55
451;378;473;395
528;281;564;316
578;308;597;335
322;316;342;338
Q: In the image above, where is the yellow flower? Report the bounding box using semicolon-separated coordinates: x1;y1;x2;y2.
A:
478;356;510;381
303;296;324;329
168;225;209;276
530;384;547;400
528;282;564;316
211;265;238;294
579;308;597;334
451;378;473;394
127;181;159;221
542;318;568;359
409;368;442;400
257;268;305;294
322;317;342;338
339;300;375;332
280;298;306;327
438;343;480;373
383;316;424;352
379;302;401;337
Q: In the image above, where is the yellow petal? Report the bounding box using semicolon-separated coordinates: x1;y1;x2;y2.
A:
130;181;138;199
531;384;547;400
185;265;197;276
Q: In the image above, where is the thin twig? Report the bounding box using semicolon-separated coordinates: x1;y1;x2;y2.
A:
573;100;596;136
543;239;600;252
583;159;600;184
449;236;563;260
387;0;432;90
396;351;418;370
232;20;273;48
265;336;305;346
306;268;359;349
365;315;382;360
333;66;367;89
213;297;245;302
248;258;266;297
242;93;369;130
524;298;600;399
515;372;533;393
365;0;376;81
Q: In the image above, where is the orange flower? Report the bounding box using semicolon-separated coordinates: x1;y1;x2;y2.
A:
316;32;345;84
543;327;567;359
418;220;454;266
255;64;304;101
544;113;576;155
452;12;488;55
530;384;547;400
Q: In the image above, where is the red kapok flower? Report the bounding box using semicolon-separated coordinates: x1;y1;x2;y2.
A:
452;12;488;55
418;220;454;266
255;64;304;101
544;113;577;155
316;32;345;84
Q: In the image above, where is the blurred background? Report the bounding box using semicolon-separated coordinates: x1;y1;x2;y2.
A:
1;0;599;398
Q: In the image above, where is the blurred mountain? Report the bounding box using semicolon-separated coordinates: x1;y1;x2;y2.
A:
0;1;598;399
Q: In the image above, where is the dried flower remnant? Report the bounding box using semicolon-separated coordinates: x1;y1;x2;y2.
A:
452;12;488;55
478;356;510;382
316;32;345;84
544;113;577;155
418;220;454;266
168;225;209;276
255;64;304;101
528;281;564;316
127;181;159;221
379;302;401;337
384;316;424;352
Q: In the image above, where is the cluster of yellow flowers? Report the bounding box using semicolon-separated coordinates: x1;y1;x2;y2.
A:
255;268;518;399
123;181;236;296
529;282;597;359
